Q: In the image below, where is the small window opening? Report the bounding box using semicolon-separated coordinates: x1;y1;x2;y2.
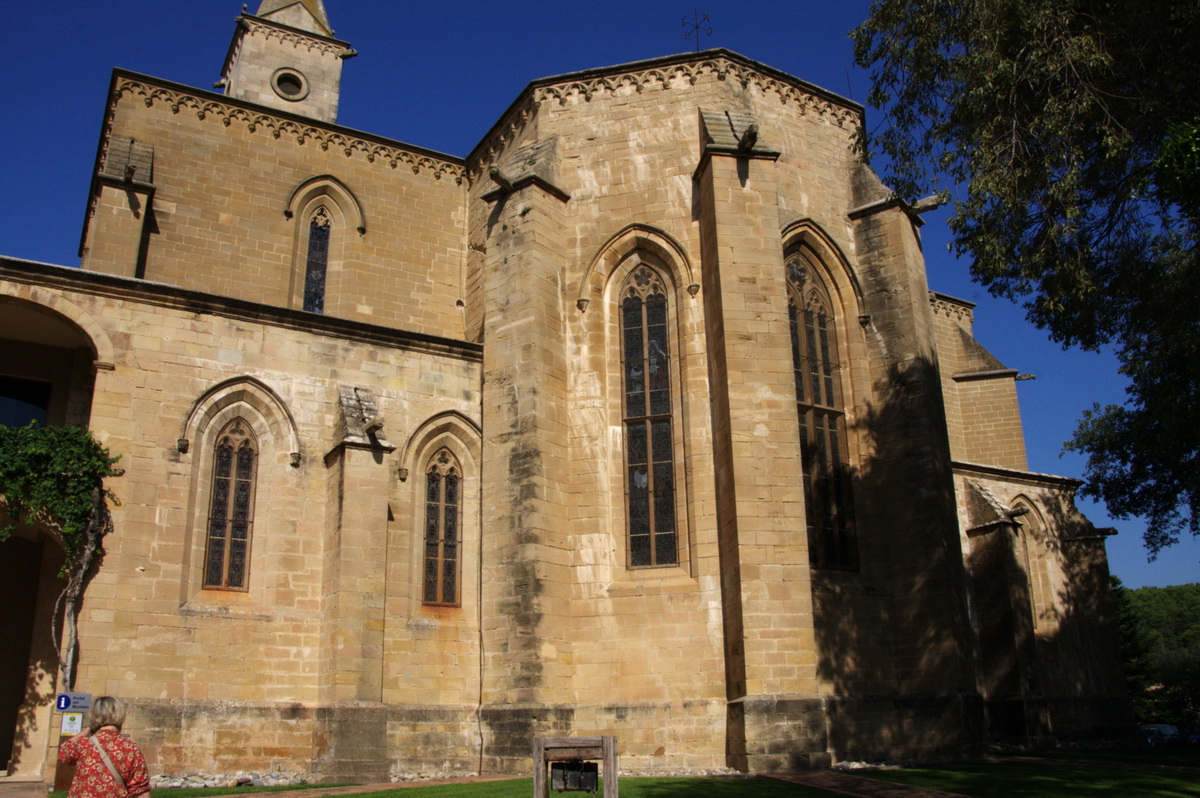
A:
271;68;310;101
303;206;331;313
423;449;461;605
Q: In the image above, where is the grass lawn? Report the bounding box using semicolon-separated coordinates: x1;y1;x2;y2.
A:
1036;747;1200;768
352;778;832;797
859;758;1200;797
53;777;836;798
50;786;353;798
47;755;1200;797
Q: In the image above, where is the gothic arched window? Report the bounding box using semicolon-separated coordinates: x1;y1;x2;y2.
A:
620;265;678;567
204;418;257;589
423;449;461;605
787;256;857;570
303;206;331;313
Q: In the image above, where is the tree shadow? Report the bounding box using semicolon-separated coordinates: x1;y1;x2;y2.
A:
794;351;1129;761
1;527;66;775
809;355;984;761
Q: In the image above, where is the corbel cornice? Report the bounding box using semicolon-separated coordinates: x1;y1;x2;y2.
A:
467;49;863;184
929;292;975;323
239;16;351;57
108;72;465;184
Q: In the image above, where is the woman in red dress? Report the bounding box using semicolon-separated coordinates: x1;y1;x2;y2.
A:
58;696;150;798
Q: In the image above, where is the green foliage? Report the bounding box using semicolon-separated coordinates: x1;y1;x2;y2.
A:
1127;582;1200;652
1156;118;1200;216
853;0;1200;556
1111;577;1153;718
0;422;121;574
1121;582;1200;724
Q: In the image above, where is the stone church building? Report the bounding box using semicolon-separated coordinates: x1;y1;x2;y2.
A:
1;0;1128;782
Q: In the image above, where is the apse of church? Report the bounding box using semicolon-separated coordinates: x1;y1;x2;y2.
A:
0;0;1128;781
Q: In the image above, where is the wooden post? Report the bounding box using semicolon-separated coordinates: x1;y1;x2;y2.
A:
532;736;618;798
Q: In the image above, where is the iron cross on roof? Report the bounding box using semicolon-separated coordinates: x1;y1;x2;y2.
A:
682;10;712;52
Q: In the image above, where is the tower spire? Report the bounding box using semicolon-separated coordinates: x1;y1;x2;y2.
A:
220;0;354;123
255;0;333;38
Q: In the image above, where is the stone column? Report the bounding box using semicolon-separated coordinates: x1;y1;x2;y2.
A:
315;385;393;781
695;144;825;770
843;194;982;758
477;173;574;770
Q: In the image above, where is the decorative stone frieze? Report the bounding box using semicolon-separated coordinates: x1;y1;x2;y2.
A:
469;51;861;182
930;292;975;323
241;17;347;56
111;77;465;183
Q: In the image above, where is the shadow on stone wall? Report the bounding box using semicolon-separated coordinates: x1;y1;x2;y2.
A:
1017;493;1131;738
2;531;65;774
802;354;1129;758
808;356;983;762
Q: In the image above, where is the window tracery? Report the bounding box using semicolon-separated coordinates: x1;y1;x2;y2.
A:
423;448;461;605
204;418;257;589
620;265;678;567
787;256;857;570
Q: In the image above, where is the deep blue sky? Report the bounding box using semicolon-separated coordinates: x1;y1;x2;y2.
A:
3;1;1195;587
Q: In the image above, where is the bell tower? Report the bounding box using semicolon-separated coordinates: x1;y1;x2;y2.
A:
219;0;356;123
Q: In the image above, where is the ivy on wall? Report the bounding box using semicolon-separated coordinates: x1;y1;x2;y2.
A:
0;423;122;691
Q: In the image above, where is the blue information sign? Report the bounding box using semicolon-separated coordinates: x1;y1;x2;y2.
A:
55;692;92;712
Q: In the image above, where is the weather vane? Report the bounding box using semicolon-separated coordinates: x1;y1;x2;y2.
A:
682;11;712;52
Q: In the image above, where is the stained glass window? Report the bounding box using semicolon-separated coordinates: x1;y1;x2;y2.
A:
620;265;677;567
303;206;331;313
787;255;857;570
423;449;461;605
204;418;257;589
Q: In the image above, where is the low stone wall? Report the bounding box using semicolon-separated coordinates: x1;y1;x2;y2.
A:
150;771;307;788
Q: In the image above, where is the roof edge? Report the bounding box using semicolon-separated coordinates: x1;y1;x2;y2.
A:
466;48;865;167
107;69;464;167
0;256;482;362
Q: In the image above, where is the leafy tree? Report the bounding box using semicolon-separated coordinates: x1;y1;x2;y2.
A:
1126;583;1200;655
1110;577;1153;720
1123;582;1200;724
0;423;122;691
852;0;1200;557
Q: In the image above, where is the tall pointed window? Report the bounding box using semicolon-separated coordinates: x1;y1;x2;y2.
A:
423;449;461;605
620;265;678;567
303;206;331;313
787;256;857;570
204;418;257;589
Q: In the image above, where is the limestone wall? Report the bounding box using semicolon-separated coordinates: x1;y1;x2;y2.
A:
0;261;481;780
931;294;1028;470
82;73;468;342
464;52;980;770
953;464;1130;740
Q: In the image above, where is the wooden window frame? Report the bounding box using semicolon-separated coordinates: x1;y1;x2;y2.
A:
422;448;462;606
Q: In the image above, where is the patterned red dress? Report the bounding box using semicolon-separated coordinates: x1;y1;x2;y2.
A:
59;729;150;798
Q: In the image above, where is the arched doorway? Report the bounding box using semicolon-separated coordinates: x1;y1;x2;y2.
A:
0;296;98;775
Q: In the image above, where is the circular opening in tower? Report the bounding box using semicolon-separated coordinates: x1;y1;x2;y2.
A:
271;68;309;101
